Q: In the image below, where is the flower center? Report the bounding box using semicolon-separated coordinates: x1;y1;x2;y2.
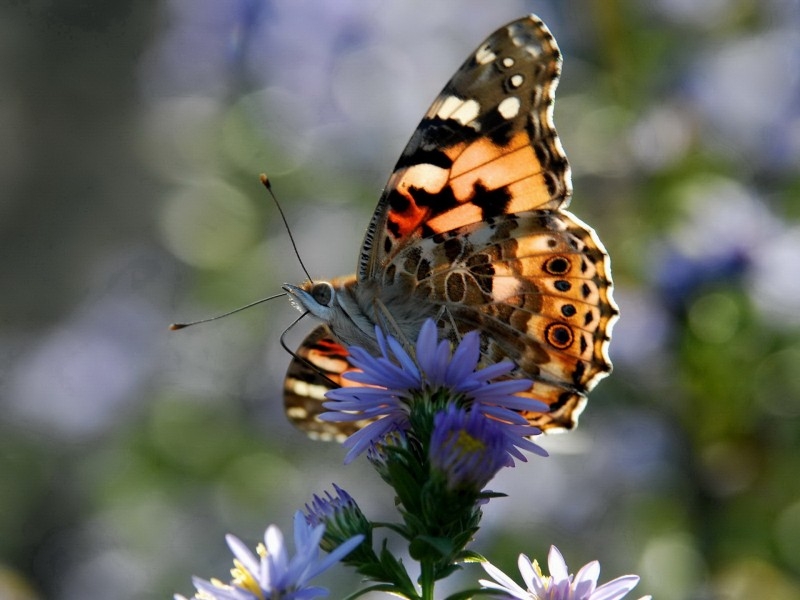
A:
229;558;265;599
452;430;486;455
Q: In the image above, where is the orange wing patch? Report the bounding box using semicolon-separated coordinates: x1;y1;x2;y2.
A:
380;129;561;246
449;133;536;195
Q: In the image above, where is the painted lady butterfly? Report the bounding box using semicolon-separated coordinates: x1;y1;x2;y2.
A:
283;15;618;440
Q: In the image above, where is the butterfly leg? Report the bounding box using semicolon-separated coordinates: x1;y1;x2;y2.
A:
372;297;418;355
434;305;465;347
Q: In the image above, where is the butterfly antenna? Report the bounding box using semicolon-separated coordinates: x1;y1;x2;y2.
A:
169;292;287;330
280;311;308;359
280;311;342;389
260;174;314;284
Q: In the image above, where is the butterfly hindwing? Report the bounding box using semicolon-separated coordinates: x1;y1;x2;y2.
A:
284;325;368;441
383;207;615;430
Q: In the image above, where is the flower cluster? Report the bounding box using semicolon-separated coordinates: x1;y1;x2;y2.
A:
321;319;548;466
175;320;649;600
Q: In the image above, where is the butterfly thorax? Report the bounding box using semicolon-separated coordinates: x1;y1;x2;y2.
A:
284;274;436;355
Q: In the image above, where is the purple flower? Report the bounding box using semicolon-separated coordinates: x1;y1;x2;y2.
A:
321;320;548;463
304;483;360;528
430;405;544;492
175;511;363;600
304;484;371;557
480;545;650;600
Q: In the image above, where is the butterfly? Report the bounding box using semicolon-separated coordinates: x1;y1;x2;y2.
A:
282;14;618;441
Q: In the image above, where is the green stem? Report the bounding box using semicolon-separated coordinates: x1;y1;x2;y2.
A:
420;560;435;600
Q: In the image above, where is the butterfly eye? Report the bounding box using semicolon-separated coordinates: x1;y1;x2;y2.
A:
310;282;334;306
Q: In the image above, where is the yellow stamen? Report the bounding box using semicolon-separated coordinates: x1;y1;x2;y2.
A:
532;559;550;590
453;430;486;454
230;558;265;599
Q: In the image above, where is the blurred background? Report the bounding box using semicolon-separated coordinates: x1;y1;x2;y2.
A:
1;0;799;598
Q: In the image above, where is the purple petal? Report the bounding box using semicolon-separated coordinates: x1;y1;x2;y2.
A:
445;330;481;382
415;319;439;369
473;360;518;380
547;545;570;581
572;560;600;597
590;575;642;600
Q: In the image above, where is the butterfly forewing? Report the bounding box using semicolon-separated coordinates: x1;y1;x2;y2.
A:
359;14;571;280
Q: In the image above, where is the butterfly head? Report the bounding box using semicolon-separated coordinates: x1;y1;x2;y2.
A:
283;280;380;353
283;282;337;320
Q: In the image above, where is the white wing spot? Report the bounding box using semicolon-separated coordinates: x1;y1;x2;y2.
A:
286;406;309;419
525;46;543;59
475;43;496;65
510;74;524;88
449;98;481;125
498;96;521;120
491;275;521;302
436;95;462;120
502;57;515;68
288;380;328;401
401;163;449;192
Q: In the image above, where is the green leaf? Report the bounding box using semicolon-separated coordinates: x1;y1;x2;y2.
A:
342;583;415;600
388;459;425;513
442;587;501;600
477;491;507;500
372;521;412;540
409;535;454;561
376;541;420;599
455;550;486;563
433;562;462;581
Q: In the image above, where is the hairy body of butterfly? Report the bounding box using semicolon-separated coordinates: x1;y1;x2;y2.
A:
283;14;619;441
